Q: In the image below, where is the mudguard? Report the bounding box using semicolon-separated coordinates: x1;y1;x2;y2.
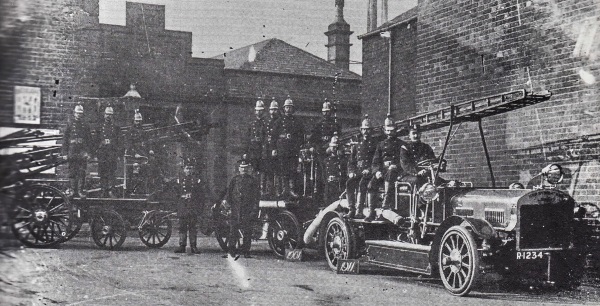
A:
429;216;495;267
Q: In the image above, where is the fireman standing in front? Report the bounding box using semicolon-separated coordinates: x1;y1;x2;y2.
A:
62;104;91;198
222;154;261;258
174;161;205;254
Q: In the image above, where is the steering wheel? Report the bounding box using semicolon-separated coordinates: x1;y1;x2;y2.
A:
416;158;438;169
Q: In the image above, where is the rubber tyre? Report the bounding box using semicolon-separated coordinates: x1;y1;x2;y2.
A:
323;216;355;271
438;225;480;296
267;210;302;258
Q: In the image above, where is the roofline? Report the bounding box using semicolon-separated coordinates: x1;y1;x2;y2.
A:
357;12;417;39
222;68;362;82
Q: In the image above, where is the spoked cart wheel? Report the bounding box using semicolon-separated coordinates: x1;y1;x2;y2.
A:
438;225;480;296
138;212;172;248
324;216;355;270
267;210;302;258
90;209;127;250
10;184;73;248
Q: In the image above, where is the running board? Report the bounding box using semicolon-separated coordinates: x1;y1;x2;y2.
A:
365;240;433;275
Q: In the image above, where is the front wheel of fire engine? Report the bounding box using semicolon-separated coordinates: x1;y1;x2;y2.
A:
10;184;73;248
267;210;302;258
90;209;127;250
438;225;480;296
324;217;355;271
138;213;172;248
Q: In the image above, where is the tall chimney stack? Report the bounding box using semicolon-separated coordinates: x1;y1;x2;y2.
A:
381;0;388;24
326;0;353;69
367;0;378;32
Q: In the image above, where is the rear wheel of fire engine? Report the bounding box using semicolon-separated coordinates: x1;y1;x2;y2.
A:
267;210;302;258
438;226;480;296
90;209;126;250
324;217;355;271
10;185;73;248
138;213;172;248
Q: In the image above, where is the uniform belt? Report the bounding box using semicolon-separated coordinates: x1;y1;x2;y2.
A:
327;176;340;182
182;193;192;199
357;160;364;167
279;133;292;139
251;137;261;142
384;161;397;167
70;138;83;144
104;139;111;145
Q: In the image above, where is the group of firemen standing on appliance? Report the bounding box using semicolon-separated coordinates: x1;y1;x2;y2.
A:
61;96;436;258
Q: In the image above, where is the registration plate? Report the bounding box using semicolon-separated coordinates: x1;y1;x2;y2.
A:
516;251;544;260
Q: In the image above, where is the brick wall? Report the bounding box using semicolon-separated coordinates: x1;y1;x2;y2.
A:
362;17;418;124
0;0;99;128
415;0;600;204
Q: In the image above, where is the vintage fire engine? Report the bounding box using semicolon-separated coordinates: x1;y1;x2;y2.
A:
3;94;216;250
300;89;592;296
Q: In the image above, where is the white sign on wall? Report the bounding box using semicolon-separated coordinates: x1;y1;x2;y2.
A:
14;85;41;125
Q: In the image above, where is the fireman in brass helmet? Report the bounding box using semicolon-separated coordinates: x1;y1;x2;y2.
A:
345;114;377;218
323;133;347;205
309;98;341;201
246;98;267;195
365;114;407;222
62;104;91;198
276;95;304;198
96;106;122;198
263;98;281;197
125;110;147;194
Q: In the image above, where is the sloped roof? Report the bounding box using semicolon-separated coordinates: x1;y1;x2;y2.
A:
213;38;361;80
358;6;418;39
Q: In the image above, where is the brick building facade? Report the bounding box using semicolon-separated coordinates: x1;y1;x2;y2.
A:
360;1;600;205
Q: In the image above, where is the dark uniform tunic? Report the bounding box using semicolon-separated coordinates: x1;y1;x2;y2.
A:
276;114;303;176
323;150;347;205
346;135;378;195
368;137;410;192
126;124;146;157
96;120;121;190
309;117;341;155
62;119;91;180
125;124;147;194
263;116;280;175
176;176;205;247
399;141;436;187
225;173;260;255
246;117;266;171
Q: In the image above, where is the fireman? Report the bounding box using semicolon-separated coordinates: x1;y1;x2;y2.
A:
62;104;91;198
221;154;260;258
96;106;122;198
309;99;341;201
125;110;147;194
276;96;304;198
323;133;347;205
246;98;266;195
345;114;377;219
365;114;407;222
263;98;281;197
399;123;436;187
174;162;205;254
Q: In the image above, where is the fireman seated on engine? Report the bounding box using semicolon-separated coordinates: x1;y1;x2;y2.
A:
365;114;408;222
